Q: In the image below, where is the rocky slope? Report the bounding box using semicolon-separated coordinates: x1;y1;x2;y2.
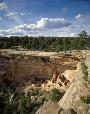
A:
35;101;60;114
59;78;90;114
35;78;90;114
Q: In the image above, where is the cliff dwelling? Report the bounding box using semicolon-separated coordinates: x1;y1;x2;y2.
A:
0;50;80;90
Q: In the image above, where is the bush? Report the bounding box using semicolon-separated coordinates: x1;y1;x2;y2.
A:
50;88;64;102
80;96;90;104
0;82;64;114
81;58;88;80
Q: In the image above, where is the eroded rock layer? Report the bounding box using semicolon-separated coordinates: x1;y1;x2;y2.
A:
0;50;80;89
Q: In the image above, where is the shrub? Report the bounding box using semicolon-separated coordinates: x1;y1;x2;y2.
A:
80;96;90;104
81;58;88;80
50;88;64;102
0;83;64;114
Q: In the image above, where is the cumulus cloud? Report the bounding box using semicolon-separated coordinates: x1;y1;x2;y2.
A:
36;18;71;28
15;17;71;32
0;18;71;36
0;3;8;10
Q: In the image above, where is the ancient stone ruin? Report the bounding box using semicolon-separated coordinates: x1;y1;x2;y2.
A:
0;50;80;90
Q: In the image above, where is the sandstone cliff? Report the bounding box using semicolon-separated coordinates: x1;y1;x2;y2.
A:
0;50;80;90
59;78;90;114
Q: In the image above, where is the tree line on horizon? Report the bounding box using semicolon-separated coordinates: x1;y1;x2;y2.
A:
0;31;90;52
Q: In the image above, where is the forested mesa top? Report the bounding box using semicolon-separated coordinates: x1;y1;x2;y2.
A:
0;31;90;52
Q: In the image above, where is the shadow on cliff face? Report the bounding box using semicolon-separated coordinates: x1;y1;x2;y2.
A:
0;53;80;90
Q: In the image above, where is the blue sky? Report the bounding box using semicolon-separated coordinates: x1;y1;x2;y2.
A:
0;0;90;36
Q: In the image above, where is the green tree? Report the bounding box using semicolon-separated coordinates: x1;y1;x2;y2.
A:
78;31;88;38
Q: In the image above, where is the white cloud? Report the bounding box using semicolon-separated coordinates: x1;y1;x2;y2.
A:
75;14;83;19
4;11;23;25
0;3;23;24
5;12;18;17
75;13;90;24
36;18;71;28
5;12;26;17
15;17;71;31
0;29;24;36
15;24;36;31
0;28;38;36
0;3;22;25
0;17;90;37
0;17;71;36
0;3;8;10
0;24;89;37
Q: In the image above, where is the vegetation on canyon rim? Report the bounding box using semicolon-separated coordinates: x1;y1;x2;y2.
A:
0;31;90;52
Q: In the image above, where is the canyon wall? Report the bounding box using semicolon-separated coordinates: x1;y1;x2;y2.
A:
0;51;80;88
